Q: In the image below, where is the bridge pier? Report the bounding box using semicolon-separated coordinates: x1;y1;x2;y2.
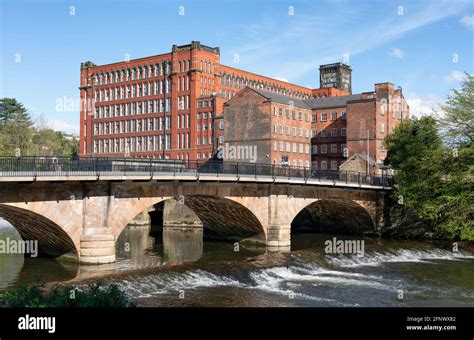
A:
79;188;116;264
80;228;116;264
266;224;291;248
128;211;151;226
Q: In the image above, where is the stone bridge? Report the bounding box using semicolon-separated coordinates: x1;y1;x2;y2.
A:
0;175;388;264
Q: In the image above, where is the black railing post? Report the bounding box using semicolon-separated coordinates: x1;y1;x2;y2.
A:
236;162;239;177
254;162;257;178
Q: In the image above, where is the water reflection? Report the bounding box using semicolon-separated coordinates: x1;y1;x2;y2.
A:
163;227;203;264
0;219;79;289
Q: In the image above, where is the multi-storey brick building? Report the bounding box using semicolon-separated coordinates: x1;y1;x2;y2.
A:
223;84;409;171
79;41;409;171
79;41;331;161
311;82;410;172
222;87;313;166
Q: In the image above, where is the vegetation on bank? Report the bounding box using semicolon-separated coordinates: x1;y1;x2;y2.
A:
0;283;136;307
384;73;473;241
0;98;78;157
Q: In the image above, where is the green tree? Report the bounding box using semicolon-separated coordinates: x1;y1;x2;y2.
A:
385;85;473;241
438;73;474;147
385;116;444;224
0;98;33;156
32;129;78;157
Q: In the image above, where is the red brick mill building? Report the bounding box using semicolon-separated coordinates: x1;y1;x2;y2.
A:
79;41;409;171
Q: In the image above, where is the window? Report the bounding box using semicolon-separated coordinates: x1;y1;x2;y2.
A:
279;141;284;151
286;126;290;135
331;112;337;121
219;136;224;143
331;128;337;137
312;161;318;170
321;161;327;170
279;108;283;117
380;123;385;133
321;145;327;154
321;113;327;122
299;144;303;153
312;113;317;122
292;143;297;153
341;144;347;155
286;142;291;152
298;128;303;137
321;129;328;138
341;128;347;136
311;130;316;137
312;145;317;154
273;141;277;151
279;125;284;134
331;144;337;153
292;127;297;136
331;161;338;170
380;141;385;151
273;107;277;116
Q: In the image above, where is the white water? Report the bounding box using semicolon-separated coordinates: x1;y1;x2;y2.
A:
114;247;474;306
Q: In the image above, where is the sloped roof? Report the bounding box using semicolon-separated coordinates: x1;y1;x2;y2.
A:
304;94;363;109
251;88;311;109
343;153;377;167
249;87;364;110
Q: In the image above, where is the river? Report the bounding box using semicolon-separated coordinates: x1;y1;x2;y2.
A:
0;219;473;307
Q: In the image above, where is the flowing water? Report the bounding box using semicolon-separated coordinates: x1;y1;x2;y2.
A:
0;219;473;307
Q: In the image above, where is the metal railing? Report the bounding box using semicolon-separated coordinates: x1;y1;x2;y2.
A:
0;156;393;187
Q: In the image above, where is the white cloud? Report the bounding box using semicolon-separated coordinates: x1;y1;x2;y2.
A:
273;77;289;82
444;70;466;83
49;119;79;134
406;93;443;117
227;1;470;83
389;47;405;59
460;14;474;30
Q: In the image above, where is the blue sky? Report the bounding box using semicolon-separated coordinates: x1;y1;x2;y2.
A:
1;0;473;134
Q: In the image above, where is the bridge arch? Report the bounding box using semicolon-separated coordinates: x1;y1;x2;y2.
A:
290;198;376;235
0;204;78;258
113;195;266;243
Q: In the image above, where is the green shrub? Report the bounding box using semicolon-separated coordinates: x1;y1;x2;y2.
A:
0;282;136;308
